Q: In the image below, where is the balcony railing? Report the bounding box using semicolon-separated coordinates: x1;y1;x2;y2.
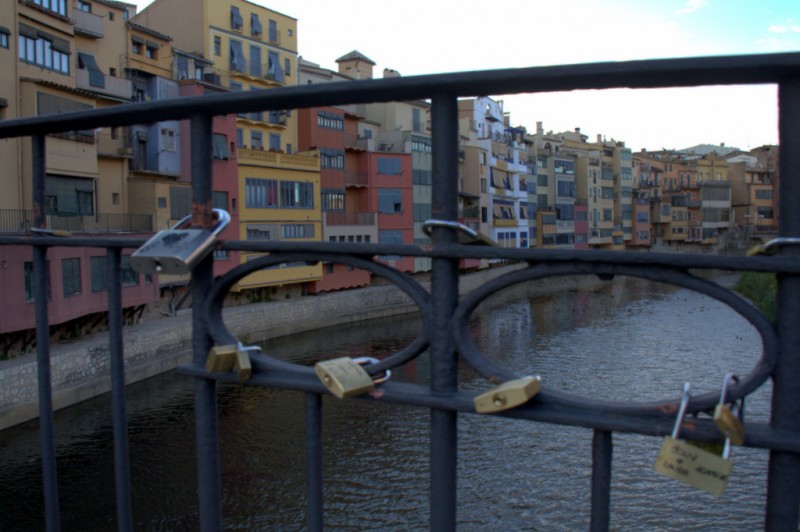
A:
72;9;103;38
75;70;133;100
324;211;377;226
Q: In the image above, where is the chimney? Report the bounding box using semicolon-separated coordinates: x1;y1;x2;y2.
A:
536;121;543;136
383;68;400;78
575;127;581;134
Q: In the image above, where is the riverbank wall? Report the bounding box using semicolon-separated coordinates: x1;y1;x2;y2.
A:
0;264;613;430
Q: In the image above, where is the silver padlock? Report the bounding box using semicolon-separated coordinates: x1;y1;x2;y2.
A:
131;209;230;275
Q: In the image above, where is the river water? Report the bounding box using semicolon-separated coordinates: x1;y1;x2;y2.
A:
0;276;776;531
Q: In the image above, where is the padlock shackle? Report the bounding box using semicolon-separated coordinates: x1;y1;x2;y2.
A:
671;382;691;439
172;208;230;236
718;372;739;405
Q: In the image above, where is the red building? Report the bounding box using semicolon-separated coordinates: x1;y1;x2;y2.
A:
299;106;374;293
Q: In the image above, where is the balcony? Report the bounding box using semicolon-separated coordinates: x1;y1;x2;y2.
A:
345;170;369;187
324;212;376;226
238;148;319;171
0;210;152;234
344;134;369;151
72;9;103;38
75;70;133;100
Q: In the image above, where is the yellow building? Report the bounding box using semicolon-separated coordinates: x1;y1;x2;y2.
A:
134;0;322;292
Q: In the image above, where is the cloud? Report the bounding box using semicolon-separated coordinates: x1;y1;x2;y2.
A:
768;25;787;33
677;0;709;15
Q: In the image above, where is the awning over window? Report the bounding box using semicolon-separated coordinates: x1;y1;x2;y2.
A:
78;52;105;88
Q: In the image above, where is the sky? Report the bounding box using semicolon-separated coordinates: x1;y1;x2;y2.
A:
128;0;800;152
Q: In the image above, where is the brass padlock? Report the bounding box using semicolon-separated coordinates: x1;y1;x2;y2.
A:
654;383;733;496
474;376;541;413
315;356;390;399
713;373;745;446
206;344;237;373
206;342;258;381
131;209;230;275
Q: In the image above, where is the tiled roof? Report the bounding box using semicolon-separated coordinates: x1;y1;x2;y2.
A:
335;50;375;65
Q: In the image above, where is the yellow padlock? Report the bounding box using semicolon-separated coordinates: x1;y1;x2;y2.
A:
474;376;541;414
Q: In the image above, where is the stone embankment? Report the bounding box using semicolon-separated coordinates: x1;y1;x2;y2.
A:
0;264;604;430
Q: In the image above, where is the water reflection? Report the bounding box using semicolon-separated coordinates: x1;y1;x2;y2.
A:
0;276;774;530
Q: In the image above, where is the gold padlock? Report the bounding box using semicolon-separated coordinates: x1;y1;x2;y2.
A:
713;373;745;446
654;383;732;496
206;343;257;381
474;376;541;414
206;344;237;373
315;357;377;399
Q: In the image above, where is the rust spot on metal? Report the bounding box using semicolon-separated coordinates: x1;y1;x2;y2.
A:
488;375;502;385
191;200;214;228
368;389;386;399
656;402;678;415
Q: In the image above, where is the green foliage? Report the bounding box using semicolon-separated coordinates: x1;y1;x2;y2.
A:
735;271;777;323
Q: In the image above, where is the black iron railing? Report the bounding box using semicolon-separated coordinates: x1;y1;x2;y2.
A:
0;52;799;531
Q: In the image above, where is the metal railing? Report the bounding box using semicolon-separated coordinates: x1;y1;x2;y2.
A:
0;52;799;531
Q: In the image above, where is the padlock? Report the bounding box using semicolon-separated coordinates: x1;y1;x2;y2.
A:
130;209;230;275
654;383;733;496
205;342;258;381
474;376;541;413
713;373;745;446
314;356;390;399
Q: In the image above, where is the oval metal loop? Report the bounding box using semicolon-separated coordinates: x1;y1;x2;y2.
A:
451;262;777;417
204;252;432;378
172;208;230;236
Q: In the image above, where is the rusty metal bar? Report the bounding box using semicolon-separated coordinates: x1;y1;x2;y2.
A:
189;113;223;530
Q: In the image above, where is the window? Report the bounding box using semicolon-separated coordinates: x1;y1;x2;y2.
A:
160;128;176;151
377;158;402;175
267;51;284;81
282;224;315;239
556;203;574;221
121;255;139;287
30;0;67;17
378;230;404;260
557;180;575;198
212;133;229;159
269;133;280;151
44;176;94;216
251;131;263;150
320;148;344;169
236;128;244;148
755;189;772;200
19;24;70;74
169;186;191;219
25;261;51;301
378;189;403;213
412;108;421;132
280;181;314;208
268;19;278;42
251;13;262;36
231;6;243;30
78;1;91;12
109;12;114;21
229;40;245;71
245;178;278;208
284;58;291;77
90;256;107;293
246;223;278;240
213;191;228;211
317;111;343;130
112;193;120;205
0;27;9;49
214;36;221;56
78;52;105;88
321;188;345;211
146;45;157;59
249;45;261;77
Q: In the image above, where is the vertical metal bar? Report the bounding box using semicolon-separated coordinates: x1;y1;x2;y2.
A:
190;114;223;530
32;133;61;532
429;94;460;531
766;76;800;531
590;430;612;532
106;248;133;531
305;392;323;532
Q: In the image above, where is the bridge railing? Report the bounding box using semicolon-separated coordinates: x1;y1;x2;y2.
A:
0;52;799;531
